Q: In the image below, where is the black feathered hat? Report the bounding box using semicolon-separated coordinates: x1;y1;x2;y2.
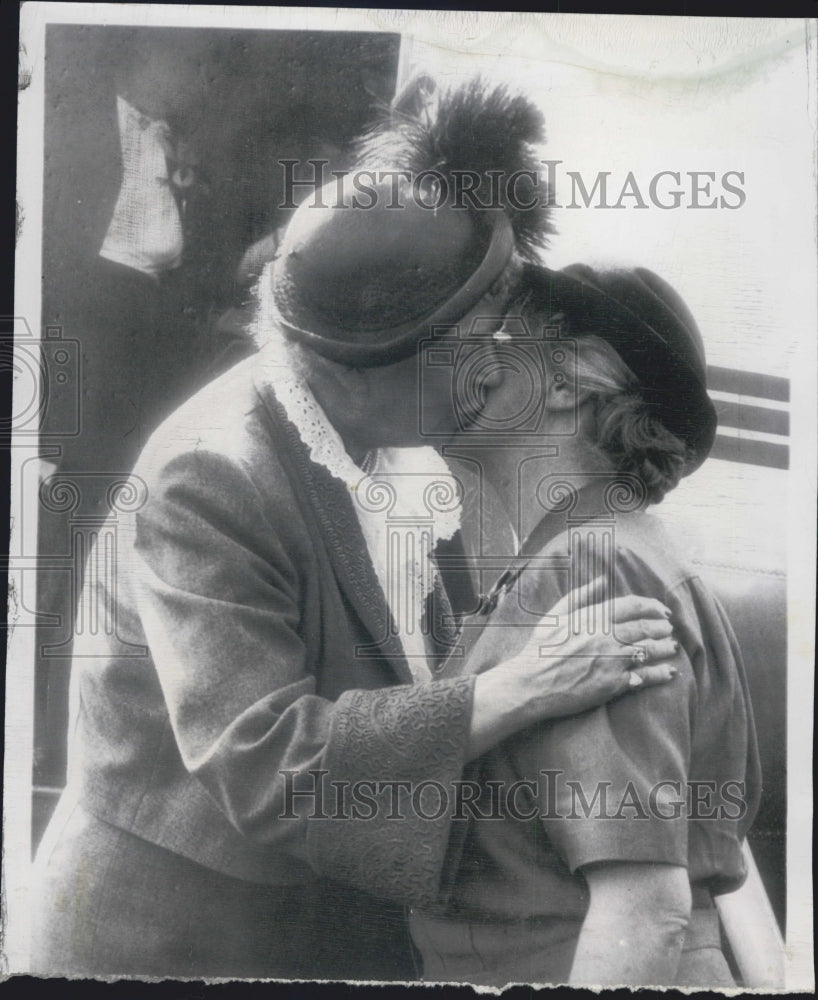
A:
519;263;718;471
273;77;552;367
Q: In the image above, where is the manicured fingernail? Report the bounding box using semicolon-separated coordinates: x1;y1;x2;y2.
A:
668;667;678;677
673;641;679;653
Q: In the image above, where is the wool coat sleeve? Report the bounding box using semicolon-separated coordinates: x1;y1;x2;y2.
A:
133;443;475;907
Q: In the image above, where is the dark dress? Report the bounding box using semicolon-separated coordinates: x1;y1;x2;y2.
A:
410;477;761;987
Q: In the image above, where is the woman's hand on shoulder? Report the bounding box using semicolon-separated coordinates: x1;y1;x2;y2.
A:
466;576;678;759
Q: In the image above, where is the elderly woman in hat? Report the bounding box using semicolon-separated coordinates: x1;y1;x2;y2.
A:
409;263;761;989
30;81;681;980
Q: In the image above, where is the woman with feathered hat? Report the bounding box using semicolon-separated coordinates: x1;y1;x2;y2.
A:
30;78;678;980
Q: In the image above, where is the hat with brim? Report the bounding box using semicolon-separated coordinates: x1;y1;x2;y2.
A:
522;263;717;471
273;174;515;368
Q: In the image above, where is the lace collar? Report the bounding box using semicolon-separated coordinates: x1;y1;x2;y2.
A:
254;335;462;543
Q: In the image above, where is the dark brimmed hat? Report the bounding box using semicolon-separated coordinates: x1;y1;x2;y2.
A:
272;77;551;368
273;174;515;367
521;263;718;470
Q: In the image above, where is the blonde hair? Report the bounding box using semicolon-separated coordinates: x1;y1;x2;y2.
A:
561;334;694;505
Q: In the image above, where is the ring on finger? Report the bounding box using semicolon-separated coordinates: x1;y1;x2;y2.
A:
628;645;648;667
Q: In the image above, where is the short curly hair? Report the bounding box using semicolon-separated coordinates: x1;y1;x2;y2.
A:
571;335;696;505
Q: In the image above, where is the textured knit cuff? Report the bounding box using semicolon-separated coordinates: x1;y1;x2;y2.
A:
306;677;475;907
